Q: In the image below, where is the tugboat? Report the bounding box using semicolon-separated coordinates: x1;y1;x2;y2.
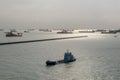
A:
46;50;76;66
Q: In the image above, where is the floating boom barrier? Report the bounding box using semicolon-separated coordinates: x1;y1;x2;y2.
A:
0;36;88;45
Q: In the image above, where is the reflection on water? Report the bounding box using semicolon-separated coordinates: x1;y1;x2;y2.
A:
0;32;120;80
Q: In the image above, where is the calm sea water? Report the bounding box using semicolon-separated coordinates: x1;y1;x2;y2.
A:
0;32;120;80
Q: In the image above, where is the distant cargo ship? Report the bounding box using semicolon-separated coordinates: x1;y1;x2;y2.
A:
57;30;72;34
79;30;95;33
101;30;117;34
5;31;22;37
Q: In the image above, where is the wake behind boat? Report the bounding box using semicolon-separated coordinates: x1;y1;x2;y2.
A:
46;50;76;66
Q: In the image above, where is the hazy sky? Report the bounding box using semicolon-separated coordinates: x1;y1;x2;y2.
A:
0;0;120;29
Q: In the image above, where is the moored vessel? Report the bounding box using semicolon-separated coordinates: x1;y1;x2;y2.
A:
5;31;22;37
57;30;72;34
101;31;117;34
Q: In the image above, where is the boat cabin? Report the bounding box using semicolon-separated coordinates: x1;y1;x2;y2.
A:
64;50;76;63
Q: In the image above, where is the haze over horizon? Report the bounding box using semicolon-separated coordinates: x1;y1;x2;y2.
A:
0;0;120;29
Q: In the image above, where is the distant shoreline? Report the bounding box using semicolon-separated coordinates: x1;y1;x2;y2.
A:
0;36;87;45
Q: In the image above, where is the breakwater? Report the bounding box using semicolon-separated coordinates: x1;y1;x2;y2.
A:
0;36;88;45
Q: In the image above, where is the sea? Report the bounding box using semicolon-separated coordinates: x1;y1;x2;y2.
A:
0;30;120;80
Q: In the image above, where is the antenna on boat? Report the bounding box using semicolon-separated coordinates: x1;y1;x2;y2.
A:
66;49;70;53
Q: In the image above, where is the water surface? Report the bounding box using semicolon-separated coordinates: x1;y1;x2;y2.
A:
0;32;120;80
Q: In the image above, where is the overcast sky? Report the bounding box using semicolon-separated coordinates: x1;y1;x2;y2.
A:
0;0;120;29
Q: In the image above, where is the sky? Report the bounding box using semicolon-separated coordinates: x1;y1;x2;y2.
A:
0;0;120;29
